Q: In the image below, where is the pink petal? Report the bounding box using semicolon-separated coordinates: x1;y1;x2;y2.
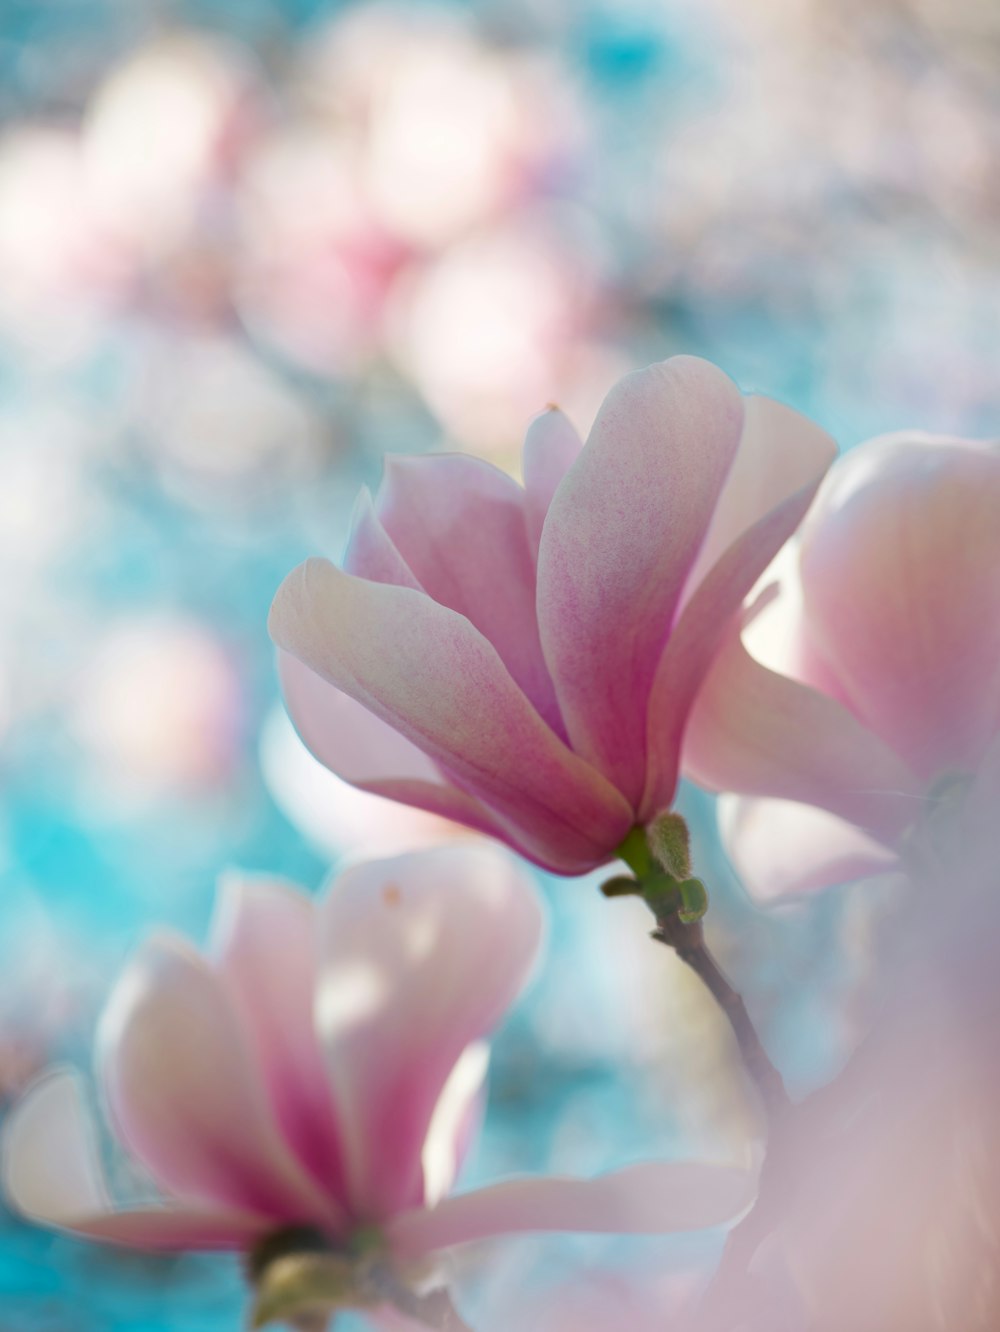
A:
719;795;900;901
678;396;838;609
279;650;502;840
798;434;1000;779
419;1041;490;1208
343;488;424;590
2;1070;266;1251
209;874;351;1212
522;406;583;553
388;1158;759;1259
270;559;633;873
97;934;343;1229
641;403;835;817
736;546;847;699
682;621;921;840
315;845;543;1221
375;453;563;731
536;356;745;806
262;703;471;863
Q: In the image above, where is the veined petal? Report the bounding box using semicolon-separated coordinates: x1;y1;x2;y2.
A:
315;846;542;1221
388;1158;759;1259
270;560;633;872
522;407;583;554
719;795;900;902
641;402;835;817
344;488;423;590
376;453;562;731
798;433;1000;780
536;356;745;806
97;934;343;1230
2;1070;266;1251
209;875;350;1211
682;622;920;840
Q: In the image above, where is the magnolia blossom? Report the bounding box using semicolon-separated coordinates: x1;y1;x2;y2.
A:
3;846;756;1324
683;432;1000;899
270;356;835;875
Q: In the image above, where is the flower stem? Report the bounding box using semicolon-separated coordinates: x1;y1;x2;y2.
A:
614;826;790;1121
649;911;790;1122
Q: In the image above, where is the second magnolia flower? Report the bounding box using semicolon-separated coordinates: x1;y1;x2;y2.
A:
4;845;757;1327
270;356;836;873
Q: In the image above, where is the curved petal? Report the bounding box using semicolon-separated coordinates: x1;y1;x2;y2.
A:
209;875;350;1211
738;545;847;699
798;433;1000;779
420;1041;490;1208
260;703;470;864
97;934;343;1230
375;453;562;731
719;795;900;902
388;1158;759;1259
682;623;921;840
315;845;543;1221
641;400;835;817
278;650;503;840
678;396;838;609
344;488;423;590
536;356;745;805
270;560;633;873
2;1070;266;1251
522;407;583;554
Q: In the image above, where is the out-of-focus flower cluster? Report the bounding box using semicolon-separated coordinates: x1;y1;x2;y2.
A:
3;1;1000;1329
0;10;617;460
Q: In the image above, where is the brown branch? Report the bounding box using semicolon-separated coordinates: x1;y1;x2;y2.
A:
650;914;791;1122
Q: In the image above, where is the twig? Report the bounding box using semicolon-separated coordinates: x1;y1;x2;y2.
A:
650;913;790;1122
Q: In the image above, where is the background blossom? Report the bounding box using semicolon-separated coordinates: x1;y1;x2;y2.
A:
684;432;1000;899
4;848;757;1328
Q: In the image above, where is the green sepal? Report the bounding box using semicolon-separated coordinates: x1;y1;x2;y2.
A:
600;875;641;898
646;812;692;880
677;878;709;924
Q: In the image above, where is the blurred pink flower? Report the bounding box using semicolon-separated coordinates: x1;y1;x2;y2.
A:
3;846;755;1300
699;756;1000;1332
384;211;615;457
684;432;1000;899
0;36;263;353
270;356;834;874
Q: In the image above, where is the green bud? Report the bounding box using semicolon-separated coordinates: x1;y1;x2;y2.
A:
647;811;692;880
677;878;709;924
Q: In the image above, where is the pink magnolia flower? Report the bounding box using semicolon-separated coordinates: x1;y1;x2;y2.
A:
269;356;835;874
3;846;756;1322
683;432;1000;899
